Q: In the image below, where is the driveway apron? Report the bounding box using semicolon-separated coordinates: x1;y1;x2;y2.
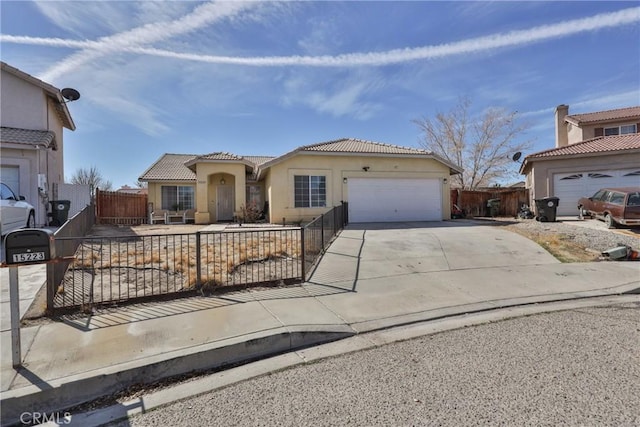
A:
307;221;638;331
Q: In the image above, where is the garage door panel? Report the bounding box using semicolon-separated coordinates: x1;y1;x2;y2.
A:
553;169;640;216
348;178;441;222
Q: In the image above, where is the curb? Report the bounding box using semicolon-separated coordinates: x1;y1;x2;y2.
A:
2;282;638;426
0;326;354;426
59;294;640;427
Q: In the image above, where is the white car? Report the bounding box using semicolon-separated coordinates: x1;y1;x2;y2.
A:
1;182;36;236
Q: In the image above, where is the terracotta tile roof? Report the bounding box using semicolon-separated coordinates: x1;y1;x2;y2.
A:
0;127;56;149
566;106;640;125
526;134;640;159
195;152;245;161
141;138;464;182
256;137;463;178
300;137;432;154
139;153;197;181
244;155;276;166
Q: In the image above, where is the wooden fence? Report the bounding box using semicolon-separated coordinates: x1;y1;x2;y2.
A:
96;189;148;225
451;188;529;217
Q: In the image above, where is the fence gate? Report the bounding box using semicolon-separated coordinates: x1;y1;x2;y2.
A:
96;189;148;225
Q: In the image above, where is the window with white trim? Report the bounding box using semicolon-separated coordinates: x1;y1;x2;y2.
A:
294;175;326;208
161;185;195;210
604;124;637;136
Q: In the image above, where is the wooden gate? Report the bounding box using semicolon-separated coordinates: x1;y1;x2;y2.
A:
96;189;148;225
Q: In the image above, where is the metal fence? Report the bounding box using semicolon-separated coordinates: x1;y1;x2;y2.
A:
302;202;348;280
50;228;303;311
48;203;348;313
47;203;96;311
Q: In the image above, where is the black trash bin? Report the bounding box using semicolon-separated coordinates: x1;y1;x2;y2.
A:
487;198;501;217
534;197;559;222
48;200;71;226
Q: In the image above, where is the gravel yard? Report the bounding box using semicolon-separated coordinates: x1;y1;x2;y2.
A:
488;217;639;262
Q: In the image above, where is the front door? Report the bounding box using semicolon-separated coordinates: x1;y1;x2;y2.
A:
217;185;234;221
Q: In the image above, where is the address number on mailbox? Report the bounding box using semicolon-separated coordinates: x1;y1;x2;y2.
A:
4;229;55;265
12;252;46;263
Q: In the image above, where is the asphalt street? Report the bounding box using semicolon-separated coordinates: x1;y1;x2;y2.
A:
111;301;640;427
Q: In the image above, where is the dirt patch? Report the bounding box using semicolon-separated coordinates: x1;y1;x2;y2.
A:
503;224;599;263
87;224;209;237
55;227;303;310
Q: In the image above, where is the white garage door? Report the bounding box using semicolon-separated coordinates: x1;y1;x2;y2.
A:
0;165;20;195
553;169;640;216
348;178;442;222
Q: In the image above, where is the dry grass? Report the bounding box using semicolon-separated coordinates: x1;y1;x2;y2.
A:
68;232;301;287
505;225;598;263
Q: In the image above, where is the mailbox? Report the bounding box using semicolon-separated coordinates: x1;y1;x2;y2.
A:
4;229;55;265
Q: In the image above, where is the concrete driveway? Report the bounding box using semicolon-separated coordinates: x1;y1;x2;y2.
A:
307;220;638;331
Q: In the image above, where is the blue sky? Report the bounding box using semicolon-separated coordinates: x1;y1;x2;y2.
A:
1;1;639;189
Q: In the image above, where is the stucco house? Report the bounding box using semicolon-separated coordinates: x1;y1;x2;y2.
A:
139;138;462;224
0;61;76;226
520;105;640;216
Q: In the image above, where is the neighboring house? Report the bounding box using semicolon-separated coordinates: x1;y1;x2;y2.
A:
116;185;148;195
520;105;640;216
0;61;77;226
139;138;462;224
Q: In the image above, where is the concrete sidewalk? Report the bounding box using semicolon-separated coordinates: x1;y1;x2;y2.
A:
1;221;639;425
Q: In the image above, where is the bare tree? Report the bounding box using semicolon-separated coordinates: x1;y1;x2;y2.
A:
69;166;113;194
414;97;532;189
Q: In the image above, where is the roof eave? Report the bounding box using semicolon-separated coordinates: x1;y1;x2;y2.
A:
520;147;640;174
256;151;463;180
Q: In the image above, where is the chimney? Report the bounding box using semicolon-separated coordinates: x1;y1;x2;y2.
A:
555;104;569;148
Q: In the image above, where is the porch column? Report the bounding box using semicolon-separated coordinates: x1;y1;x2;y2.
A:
194;172;210;224
234;172;246;219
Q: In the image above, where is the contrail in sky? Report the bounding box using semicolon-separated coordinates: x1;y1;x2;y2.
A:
36;1;257;81
2;7;638;71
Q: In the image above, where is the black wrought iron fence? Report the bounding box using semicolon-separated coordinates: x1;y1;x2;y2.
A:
47;203;95;310
48;203;348;313
51;228;303;311
302;202;348;279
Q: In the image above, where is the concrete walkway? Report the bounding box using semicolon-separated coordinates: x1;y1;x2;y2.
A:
1;220;639;425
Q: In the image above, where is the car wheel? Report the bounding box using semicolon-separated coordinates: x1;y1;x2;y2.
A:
604;214;617;229
26;211;35;228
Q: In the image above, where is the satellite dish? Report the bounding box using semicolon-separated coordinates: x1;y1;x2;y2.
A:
61;88;81;102
512;152;522;162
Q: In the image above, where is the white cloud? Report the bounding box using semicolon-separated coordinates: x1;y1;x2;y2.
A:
5;6;637;69
34;1;136;35
283;73;384;120
297;17;342;55
38;1;261;82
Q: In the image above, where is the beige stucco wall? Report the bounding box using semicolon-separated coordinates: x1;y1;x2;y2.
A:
1;69;66;226
266;154;452;224
567;119;640;145
524;151;640;205
194;162;246;224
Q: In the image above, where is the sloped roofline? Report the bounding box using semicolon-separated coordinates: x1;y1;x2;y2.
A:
255;137;463;180
564;105;640;126
1;61;76;131
184;152;255;169
138;153;198;181
519;134;640;174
